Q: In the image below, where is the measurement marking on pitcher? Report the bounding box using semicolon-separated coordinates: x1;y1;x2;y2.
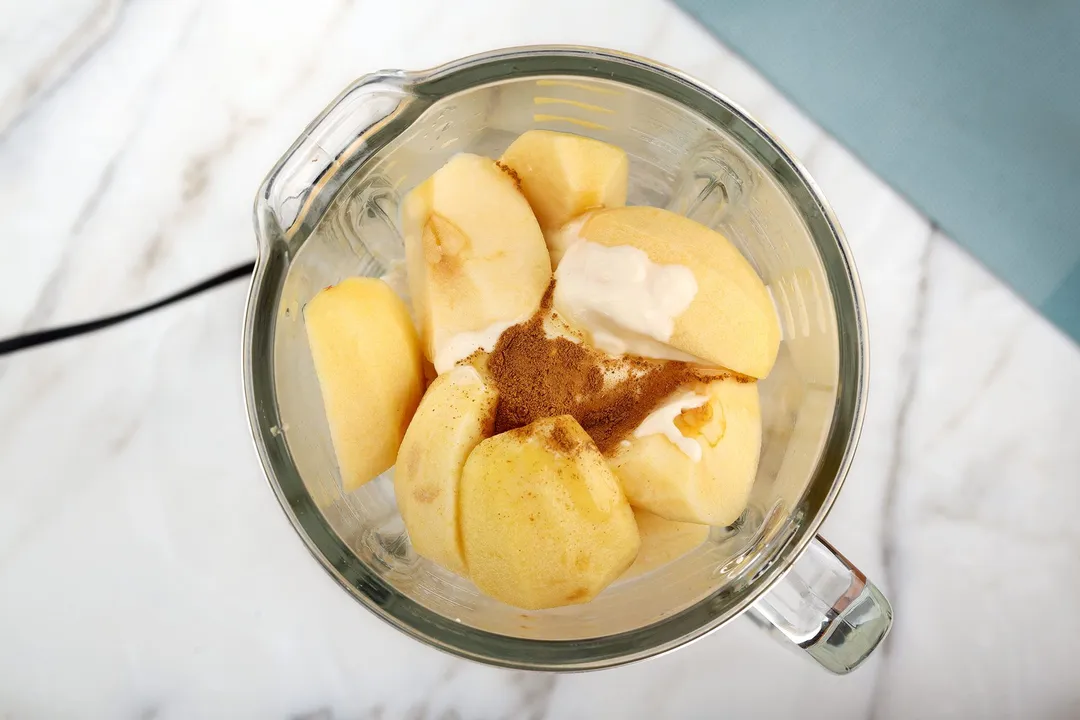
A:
533;97;614;114
532;114;609;130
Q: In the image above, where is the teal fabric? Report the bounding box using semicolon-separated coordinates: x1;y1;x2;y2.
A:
676;0;1080;343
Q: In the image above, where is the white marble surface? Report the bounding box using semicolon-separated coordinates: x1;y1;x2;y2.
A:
1;0;1079;718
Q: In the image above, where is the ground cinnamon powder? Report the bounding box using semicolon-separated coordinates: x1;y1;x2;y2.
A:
485;283;724;455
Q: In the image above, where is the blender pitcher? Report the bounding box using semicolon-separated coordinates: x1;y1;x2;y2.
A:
243;46;891;674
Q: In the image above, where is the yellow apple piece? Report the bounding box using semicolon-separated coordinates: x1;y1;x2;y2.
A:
394;366;498;576
623;508;710;580
401;153;552;371
304;277;424;492
499;130;628;256
553;206;780;378
609;376;761;526
460;415;640;609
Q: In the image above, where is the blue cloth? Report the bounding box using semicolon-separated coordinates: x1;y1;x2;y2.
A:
676;0;1080;342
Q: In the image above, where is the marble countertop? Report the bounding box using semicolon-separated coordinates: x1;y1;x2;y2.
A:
2;0;1079;717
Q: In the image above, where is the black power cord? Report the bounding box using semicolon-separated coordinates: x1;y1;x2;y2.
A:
0;260;256;357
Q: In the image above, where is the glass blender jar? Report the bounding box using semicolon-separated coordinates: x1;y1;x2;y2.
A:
243;46;890;674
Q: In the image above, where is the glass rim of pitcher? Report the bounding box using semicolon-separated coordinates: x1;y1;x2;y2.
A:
243;44;869;671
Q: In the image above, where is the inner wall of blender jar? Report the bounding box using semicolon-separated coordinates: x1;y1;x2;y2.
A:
272;75;840;640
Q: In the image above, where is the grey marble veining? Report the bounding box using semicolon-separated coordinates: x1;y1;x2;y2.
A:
0;0;122;135
1;0;1078;718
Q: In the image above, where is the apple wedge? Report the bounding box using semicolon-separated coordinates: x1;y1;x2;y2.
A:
609;376;762;526
499;130;628;261
304;278;424;492
394;365;498;576
553;206;781;378
401;153;552;372
460;415;640;609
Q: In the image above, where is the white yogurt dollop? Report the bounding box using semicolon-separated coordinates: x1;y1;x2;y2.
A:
433;318;519;374
633;390;709;461
553;239;699;361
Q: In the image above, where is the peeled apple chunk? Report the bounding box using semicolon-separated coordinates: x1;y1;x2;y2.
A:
460;415;640;609
401;153;552;370
304;278;424;492
499;130;628;251
609;376;762;526
394;365;497;576
623;508;710;580
554;206;781;378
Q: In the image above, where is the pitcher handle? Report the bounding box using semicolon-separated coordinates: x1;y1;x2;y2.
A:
255;71;421;250
749;535;893;674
